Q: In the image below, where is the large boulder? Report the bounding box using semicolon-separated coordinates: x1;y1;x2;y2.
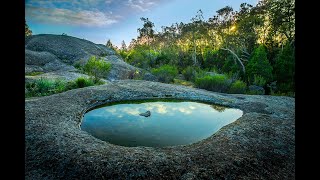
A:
102;55;140;81
25;49;76;73
25;49;58;66
142;72;158;81
25;34;115;64
25;34;157;82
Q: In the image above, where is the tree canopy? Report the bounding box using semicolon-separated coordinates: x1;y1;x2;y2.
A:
117;0;295;95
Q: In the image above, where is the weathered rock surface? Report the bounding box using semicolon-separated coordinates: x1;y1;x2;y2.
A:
142;72;158;82
102;55;140;81
25;49;76;73
25;71;94;83
25;34;115;64
25;34;154;82
25;80;295;179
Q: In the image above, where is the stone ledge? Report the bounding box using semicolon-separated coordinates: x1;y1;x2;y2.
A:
25;80;295;179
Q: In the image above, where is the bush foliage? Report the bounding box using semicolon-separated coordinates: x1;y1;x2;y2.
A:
182;66;198;81
25;77;104;98
83;56;111;83
195;74;231;92
151;65;178;83
229;80;247;94
246;45;273;83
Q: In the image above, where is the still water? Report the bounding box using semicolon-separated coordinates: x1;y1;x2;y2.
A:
81;100;243;147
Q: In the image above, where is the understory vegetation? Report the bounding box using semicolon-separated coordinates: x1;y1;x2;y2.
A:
25;77;104;98
75;56;112;83
25;71;44;76
25;55;111;98
110;0;294;96
151;65;178;83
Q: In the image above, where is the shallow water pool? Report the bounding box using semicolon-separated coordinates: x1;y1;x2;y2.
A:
81;100;242;147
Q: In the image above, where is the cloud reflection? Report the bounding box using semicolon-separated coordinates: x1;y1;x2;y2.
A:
98;101;233;118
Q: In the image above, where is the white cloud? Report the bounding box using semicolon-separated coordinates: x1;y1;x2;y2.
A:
178;107;192;114
121;107;141;116
25;0;165;27
126;0;158;12
106;108;117;113
147;103;168;114
26;6;118;27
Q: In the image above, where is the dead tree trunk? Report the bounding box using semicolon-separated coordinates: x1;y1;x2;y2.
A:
192;32;197;66
221;48;245;74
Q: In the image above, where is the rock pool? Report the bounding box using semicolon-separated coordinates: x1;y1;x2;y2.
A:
81;100;243;147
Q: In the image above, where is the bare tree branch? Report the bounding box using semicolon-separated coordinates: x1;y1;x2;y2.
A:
221;48;245;73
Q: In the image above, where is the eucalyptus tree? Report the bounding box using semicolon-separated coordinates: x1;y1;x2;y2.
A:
106;39;113;48
189;9;206;66
137;17;155;66
25;19;32;36
121;40;127;51
252;0;295;48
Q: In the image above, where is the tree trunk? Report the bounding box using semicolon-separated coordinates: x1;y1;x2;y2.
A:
192;32;197;66
221;48;245;74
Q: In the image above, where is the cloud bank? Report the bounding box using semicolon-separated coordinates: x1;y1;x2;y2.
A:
25;0;165;27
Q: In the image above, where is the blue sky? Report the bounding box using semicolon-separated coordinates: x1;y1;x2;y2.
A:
26;0;258;47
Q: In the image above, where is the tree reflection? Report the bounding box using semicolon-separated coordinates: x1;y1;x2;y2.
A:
211;104;226;112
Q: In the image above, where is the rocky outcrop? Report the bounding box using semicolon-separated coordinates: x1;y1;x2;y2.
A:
25;34;154;82
25;71;95;83
103;55;140;81
25;34;115;64
142;72;158;82
25;49;76;73
25;80;295;179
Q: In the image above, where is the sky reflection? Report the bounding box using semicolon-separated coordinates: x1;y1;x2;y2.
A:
81;101;242;147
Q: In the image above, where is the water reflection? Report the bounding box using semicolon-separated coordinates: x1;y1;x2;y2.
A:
211;104;227;112
81;101;243;147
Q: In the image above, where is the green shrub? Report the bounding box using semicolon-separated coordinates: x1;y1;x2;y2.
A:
229;80;247;94
203;49;218;69
118;50;128;60
25;77;105;98
273;43;295;93
54;79;67;93
36;78;55;94
95;79;105;85
151;65;178;83
195;74;231;92
253;75;267;87
246;45;273;82
182;66;197;81
194;69;207;79
83;56;111;83
73;62;82;70
25;71;44;76
25;78;65;97
75;77;94;88
65;81;77;90
125;46;151;69
155;48;178;67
